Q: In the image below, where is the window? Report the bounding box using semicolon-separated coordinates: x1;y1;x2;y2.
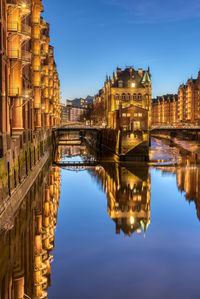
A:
133;93;137;100
122;113;127;117
122;93;126;100
138;94;142;100
127;94;131;100
134;121;141;130
118;80;123;88
115;94;119;100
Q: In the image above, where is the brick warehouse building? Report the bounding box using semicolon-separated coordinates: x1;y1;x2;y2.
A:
0;0;60;202
151;94;178;125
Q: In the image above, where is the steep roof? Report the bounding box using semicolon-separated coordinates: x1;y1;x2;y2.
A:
142;71;151;84
111;67;151;89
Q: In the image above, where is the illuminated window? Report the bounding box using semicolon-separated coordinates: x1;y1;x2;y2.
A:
134;121;141;129
131;82;135;88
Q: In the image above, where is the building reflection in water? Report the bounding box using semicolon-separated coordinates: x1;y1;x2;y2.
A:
0;163;60;299
90;164;151;236
157;158;200;222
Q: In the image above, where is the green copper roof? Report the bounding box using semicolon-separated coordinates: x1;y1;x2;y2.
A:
142;71;151;84
140;220;150;233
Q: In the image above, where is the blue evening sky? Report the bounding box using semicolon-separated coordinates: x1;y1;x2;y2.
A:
43;0;200;102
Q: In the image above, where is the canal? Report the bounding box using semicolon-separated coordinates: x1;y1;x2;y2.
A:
1;138;200;298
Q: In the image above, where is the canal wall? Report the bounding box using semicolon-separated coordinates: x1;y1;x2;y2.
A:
0;129;58;215
84;129;150;161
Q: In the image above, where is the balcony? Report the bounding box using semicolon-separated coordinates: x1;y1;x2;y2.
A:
7;0;31;15
32;49;40;56
34;276;47;287
41;34;46;44
32;32;40;40
33;81;41;88
8;49;20;60
21;23;31;39
32;17;40;24
32;65;41;72
22;88;32;98
22;50;31;64
8;88;21;97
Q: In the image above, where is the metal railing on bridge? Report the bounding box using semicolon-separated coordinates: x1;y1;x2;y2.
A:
54;160;99;167
151;125;200;130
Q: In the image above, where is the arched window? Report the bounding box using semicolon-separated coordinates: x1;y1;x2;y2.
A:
115;94;119;100
122;93;126;100
138;93;142;100
133;93;137;100
127;93;131;101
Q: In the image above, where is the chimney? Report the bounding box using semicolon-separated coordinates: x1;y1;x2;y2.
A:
116;67;122;75
138;68;143;77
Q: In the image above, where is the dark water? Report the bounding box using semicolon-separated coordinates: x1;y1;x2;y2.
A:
1;138;200;298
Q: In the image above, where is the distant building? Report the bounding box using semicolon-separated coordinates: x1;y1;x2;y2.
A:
69;106;85;122
61;103;85;124
151;94;178;125
66;96;93;108
178;72;200;124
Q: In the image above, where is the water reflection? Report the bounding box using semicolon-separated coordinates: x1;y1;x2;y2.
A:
0;163;60;299
1;138;200;298
157;163;200;221
90;164;151;236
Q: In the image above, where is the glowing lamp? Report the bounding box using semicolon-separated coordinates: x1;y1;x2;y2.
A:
131;83;135;88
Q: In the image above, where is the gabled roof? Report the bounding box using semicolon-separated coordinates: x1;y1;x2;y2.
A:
110;67;150;89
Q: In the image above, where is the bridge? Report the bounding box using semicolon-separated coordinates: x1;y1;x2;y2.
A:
54;160;99;167
55;125;102;132
151;125;200;131
53;124;200;162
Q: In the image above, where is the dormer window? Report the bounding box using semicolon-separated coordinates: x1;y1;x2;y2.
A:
118;80;123;88
131;82;136;88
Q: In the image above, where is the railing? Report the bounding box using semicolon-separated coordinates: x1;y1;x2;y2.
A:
32;49;40;56
33;81;41;87
8;88;20;97
41;34;46;43
21;23;31;36
54;160;99;167
7;22;20;33
8;49;20;59
22;88;32;98
7;0;31;6
32;65;41;71
32;32;40;39
32;17;40;24
22;50;31;63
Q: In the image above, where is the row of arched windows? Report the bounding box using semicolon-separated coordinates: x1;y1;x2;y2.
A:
115;93;142;101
